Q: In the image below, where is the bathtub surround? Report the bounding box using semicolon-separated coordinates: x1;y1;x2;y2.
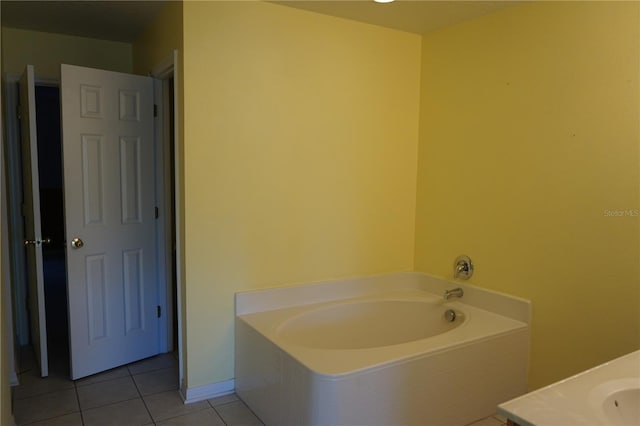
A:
235;272;530;425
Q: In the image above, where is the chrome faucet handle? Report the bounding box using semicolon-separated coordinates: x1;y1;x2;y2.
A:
453;255;473;280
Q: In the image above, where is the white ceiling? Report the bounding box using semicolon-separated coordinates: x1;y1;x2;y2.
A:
1;0;520;43
1;1;167;42
275;1;519;35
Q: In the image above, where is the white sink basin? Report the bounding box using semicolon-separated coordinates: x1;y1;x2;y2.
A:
598;381;640;425
499;350;640;426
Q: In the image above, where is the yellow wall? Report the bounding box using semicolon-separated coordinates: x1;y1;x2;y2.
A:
182;1;421;387
1;27;132;80
415;1;640;389
133;1;183;76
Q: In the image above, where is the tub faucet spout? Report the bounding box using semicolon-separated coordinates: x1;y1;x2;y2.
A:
444;288;464;300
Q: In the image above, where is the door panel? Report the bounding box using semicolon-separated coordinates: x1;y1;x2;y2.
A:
80;134;105;226
61;64;158;379
19;65;48;377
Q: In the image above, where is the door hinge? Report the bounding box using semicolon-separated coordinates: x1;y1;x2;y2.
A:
157;305;161;318
153;104;158;118
155;206;159;219
16;104;21;121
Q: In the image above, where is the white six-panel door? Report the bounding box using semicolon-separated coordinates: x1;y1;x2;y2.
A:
61;64;158;379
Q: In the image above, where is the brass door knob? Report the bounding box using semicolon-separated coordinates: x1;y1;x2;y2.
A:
71;238;84;249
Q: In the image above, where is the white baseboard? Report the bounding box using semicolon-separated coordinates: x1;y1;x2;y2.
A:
181;379;235;404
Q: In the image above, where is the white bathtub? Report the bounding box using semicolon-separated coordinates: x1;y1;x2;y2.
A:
235;272;531;426
278;299;464;351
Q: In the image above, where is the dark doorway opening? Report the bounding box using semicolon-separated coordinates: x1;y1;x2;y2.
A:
34;85;69;376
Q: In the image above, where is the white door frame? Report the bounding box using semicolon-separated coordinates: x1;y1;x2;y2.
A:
150;50;184;389
2;74;29;350
1;89;19;386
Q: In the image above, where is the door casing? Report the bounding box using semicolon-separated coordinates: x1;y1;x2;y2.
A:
150;50;184;389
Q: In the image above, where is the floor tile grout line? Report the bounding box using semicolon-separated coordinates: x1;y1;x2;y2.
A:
130;367;181;399
13;384;76;402
80;394;145;415
74;364;134;389
207;398;236;425
128;370;149;416
130;357;180;423
131;364;179;379
128;356;179;377
206;393;240;408
208;398;244;426
139;394;156;424
14;387;81;426
212;399;265;426
13;352;178;425
76;376;129;389
13;372;76;401
210;405;230;426
245;404;266;426
149;403;213;425
231;396;265;426
206;401;227;426
73;380;86;426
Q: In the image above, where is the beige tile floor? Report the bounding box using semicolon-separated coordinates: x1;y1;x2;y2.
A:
12;350;508;425
466;413;508;426
12;352;263;426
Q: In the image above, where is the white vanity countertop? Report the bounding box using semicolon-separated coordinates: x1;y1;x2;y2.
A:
498;350;640;426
